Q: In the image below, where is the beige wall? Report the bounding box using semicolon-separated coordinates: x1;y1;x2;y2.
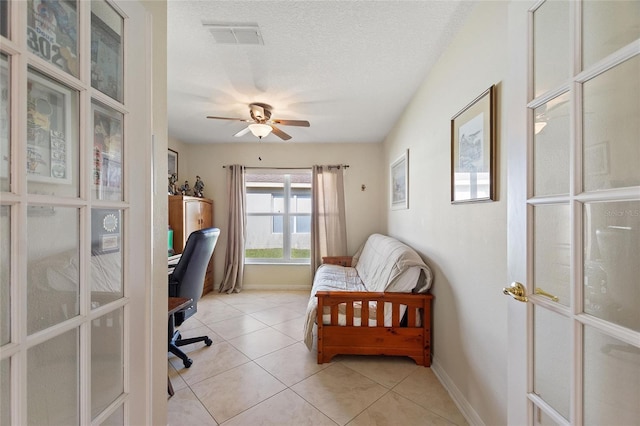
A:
174;142;383;289
382;2;509;425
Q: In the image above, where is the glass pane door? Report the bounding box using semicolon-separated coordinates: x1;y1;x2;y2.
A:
528;1;640;423
0;0;150;423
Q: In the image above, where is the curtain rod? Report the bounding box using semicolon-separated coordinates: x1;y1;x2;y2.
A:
222;165;349;169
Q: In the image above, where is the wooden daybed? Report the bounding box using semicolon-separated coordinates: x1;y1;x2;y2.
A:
303;234;434;367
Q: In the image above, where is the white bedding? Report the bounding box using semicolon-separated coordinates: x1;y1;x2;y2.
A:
304;234;433;349
31;249;122;294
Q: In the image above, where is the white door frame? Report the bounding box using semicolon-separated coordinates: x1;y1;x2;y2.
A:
506;1;536;424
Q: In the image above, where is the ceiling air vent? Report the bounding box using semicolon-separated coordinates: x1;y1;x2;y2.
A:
202;22;264;45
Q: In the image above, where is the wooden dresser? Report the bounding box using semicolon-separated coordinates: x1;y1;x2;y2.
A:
168;195;214;295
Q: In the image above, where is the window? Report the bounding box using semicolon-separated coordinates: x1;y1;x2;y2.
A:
245;169;311;263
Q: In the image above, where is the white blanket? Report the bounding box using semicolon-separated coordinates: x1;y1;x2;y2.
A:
304;234;433;349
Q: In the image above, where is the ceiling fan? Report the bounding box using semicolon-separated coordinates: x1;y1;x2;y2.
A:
207;103;310;140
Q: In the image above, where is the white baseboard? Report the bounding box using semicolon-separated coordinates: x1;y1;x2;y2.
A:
241;284;311;291
431;355;485;426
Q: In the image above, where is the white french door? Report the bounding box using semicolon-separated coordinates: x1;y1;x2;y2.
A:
0;0;151;424
506;1;640;424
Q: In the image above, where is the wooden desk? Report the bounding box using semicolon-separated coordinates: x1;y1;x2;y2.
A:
169;296;190;316
168;297;191;397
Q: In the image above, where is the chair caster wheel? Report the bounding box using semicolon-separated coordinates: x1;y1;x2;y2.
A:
205;337;213;346
183;358;193;368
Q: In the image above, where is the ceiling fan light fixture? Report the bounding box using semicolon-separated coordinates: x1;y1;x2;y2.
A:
248;123;272;139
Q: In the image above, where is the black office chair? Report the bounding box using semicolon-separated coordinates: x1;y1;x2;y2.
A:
168;227;220;368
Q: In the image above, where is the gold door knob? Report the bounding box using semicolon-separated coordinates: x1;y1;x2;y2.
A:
503;282;528;303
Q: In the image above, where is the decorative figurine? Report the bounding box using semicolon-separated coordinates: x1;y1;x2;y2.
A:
168;173;178;195
180;180;190;196
193;175;205;197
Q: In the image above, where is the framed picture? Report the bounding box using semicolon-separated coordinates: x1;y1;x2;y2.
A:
91;12;123;101
26;72;72;184
390;149;409;210
451;85;496;203
168;149;178;179
92;102;123;199
27;0;79;77
0;56;8;182
91;209;121;254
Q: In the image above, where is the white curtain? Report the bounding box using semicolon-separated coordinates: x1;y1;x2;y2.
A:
311;165;347;273
219;165;246;293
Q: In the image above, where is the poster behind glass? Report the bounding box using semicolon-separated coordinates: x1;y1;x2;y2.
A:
26;71;74;187
0;54;9;192
91;2;123;102
92;101;122;201
27;0;79;77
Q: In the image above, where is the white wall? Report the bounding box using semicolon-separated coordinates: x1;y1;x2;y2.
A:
176;142;383;289
382;2;509;425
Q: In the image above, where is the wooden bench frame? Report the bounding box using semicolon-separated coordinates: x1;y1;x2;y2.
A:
315;291;433;367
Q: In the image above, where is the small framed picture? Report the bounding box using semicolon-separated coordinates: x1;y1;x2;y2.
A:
101;234;119;251
91;12;123;101
91;209;121;254
390;149;409;210
168;149;178;179
451;85;496;203
26;72;73;184
92;101;123;200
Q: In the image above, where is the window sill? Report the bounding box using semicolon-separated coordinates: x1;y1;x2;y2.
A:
245;260;310;266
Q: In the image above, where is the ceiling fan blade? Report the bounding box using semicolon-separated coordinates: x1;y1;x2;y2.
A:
206;116;249;122
271;119;310;127
233;127;251;137
270;125;292;141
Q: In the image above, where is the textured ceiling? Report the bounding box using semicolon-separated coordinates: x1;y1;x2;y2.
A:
167;0;476;144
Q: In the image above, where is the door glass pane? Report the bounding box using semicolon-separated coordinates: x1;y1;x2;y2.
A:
27;328;79;425
101;404;124;425
533;306;570;420
1;357;9;425
0;0;8;38
533;92;570;196
91;0;123;102
26;0;79;77
583;1;640;69
91;209;123;306
533;0;570;98
534;204;571;306
583;56;640;191
534;406;562;426
0;205;9;345
27;207;79;334
92;307;124;419
0;53;9;192
584;200;640;331
92;101;123;201
27;69;79;197
583;325;640;425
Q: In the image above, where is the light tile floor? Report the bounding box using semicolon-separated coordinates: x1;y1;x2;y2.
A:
168;290;467;426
